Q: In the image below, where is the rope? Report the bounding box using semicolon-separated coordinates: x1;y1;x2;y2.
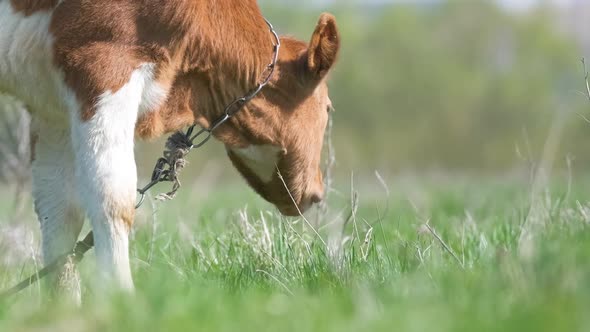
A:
154;131;193;201
0;232;94;300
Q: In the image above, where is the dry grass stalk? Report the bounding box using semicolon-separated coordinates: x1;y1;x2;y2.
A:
423;221;464;269
577;58;590;123
517;104;567;260
582;58;590;102
276;168;328;248
318;114;336;215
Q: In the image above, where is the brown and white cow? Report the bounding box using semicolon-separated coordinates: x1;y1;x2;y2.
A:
0;0;340;299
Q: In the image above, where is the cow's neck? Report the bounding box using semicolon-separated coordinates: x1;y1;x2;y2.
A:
185;18;272;131
136;1;273;142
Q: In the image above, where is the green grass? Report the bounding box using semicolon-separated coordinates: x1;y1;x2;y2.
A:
1;175;589;331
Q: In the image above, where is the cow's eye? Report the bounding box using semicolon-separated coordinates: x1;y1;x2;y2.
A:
327;104;335;113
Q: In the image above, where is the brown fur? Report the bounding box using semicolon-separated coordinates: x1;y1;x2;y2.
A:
9;0;58;16
19;0;340;216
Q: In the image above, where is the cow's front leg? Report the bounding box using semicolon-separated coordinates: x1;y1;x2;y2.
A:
71;111;137;290
69;75;148;291
32;123;84;302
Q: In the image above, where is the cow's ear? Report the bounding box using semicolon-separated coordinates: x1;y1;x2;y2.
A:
306;13;340;79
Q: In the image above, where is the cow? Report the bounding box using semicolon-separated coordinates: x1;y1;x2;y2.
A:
0;0;340;301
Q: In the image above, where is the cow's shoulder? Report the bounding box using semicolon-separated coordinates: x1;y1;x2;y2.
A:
10;0;58;16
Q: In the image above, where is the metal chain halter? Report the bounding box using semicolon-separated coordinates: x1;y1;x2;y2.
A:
136;18;281;208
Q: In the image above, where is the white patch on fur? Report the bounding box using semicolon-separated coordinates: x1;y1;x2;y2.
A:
0;4;86;300
0;3;75;123
70;64;158;290
138;63;167;115
0;3;170;294
232;145;282;183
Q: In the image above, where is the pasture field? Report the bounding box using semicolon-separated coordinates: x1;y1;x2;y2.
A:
0;175;589;331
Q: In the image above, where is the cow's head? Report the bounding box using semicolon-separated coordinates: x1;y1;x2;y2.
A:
220;13;340;216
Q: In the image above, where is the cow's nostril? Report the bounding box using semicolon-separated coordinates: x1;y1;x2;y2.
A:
310;191;323;204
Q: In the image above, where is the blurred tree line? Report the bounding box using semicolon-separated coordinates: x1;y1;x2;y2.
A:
261;0;589;173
